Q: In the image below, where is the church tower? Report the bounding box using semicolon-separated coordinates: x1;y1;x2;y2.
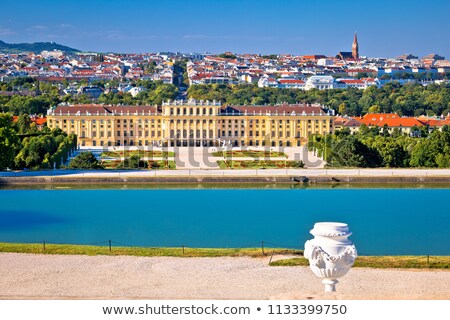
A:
352;32;359;59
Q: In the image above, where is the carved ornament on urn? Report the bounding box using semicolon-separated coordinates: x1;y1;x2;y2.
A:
304;222;357;292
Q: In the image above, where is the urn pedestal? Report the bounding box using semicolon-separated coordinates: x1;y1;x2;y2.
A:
304;222;357;292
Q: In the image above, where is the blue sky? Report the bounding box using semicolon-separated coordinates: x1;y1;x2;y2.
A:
1;0;449;57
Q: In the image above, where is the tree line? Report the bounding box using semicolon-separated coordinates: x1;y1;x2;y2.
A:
0;77;179;115
2;77;449;117
0;113;77;170
308;125;450;168
187;82;450;117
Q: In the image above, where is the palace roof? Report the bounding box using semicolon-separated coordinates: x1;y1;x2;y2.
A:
222;104;329;115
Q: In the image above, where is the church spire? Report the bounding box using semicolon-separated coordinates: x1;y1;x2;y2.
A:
352;32;359;59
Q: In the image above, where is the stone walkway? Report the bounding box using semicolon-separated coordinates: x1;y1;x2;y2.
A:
0;253;448;299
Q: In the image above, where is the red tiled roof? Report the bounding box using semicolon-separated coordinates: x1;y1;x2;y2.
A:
335;116;361;127
339;79;364;84
34;118;47;125
361;113;399;126
279;79;305;84
12;116;47;125
418;119;450;127
377;118;423;127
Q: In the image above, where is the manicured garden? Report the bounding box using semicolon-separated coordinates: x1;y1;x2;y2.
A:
101;150;175;158
212;150;287;158
217;160;304;169
101;159;176;169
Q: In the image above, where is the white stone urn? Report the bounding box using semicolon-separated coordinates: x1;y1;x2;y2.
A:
304;222;357;292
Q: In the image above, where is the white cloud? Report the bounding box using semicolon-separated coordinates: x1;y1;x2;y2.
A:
0;28;16;36
30;25;47;30
183;34;209;39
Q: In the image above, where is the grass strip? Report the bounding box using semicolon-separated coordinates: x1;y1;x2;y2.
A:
269;256;450;269
2;243;448;269
0;242;298;257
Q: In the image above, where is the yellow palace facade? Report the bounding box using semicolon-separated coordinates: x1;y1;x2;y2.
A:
46;99;334;147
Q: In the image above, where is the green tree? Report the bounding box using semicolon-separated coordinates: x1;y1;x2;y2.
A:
330;136;380;167
68;152;103;169
338;102;347;115
15;114;31;134
0;113;21;170
409;128;450;167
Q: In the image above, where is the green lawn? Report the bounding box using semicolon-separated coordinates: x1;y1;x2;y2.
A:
269;256;450;269
217;160;304;169
212;150;287;158
1;243;447;269
0;242;296;257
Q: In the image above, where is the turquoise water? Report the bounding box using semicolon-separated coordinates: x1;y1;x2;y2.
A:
0;189;449;255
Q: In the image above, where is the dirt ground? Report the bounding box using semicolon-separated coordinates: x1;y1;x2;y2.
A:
0;253;449;299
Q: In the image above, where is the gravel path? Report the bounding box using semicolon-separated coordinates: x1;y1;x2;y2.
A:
0;253;448;300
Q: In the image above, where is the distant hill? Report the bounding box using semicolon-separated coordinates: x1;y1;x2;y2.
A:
0;40;80;53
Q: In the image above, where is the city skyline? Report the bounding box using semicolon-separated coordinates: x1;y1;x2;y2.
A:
1;0;449;57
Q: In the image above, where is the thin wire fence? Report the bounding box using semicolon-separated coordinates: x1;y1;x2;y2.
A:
1;239;448;263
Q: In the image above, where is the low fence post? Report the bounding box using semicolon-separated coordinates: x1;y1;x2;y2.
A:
261;240;265;256
269;250;275;265
43;240;46;252
427;255;430;268
109;240;112;253
182;245;185;255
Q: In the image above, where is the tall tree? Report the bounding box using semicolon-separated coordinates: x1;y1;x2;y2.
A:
0;113;21;170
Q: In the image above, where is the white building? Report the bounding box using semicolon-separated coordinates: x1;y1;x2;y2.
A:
317;58;334;66
258;76;279;88
305;76;340;90
41;50;64;59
